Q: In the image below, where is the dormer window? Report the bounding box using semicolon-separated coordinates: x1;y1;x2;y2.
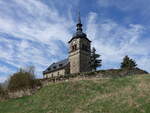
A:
59;64;63;67
48;68;51;71
53;66;56;69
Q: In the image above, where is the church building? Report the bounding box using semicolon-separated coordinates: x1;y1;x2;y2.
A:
43;14;92;78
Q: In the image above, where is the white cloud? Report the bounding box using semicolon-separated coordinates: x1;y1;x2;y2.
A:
137;56;150;72
98;0;150;16
0;0;75;79
0;0;74;43
0;76;7;83
0;66;13;74
0;0;149;82
0;65;13;83
86;12;150;72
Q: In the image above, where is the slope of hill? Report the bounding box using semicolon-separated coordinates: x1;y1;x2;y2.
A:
0;74;150;113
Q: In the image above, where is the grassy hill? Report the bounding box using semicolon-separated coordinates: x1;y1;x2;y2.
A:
0;74;150;113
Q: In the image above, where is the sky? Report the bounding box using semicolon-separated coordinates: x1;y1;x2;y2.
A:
0;0;150;83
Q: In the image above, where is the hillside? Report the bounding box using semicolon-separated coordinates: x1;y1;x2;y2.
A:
0;74;150;113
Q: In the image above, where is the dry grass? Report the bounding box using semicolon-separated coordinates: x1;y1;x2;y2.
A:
0;74;150;113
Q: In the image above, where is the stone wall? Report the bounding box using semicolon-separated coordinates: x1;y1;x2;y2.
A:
41;68;149;84
8;87;41;99
69;38;80;74
80;50;91;72
44;68;66;78
8;89;33;98
79;38;91;73
2;68;148;99
69;50;80;74
69;37;91;74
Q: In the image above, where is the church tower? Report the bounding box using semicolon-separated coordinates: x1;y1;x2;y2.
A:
68;13;91;74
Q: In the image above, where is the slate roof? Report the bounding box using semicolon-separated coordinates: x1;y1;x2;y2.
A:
68;33;91;43
43;59;69;74
68;13;91;43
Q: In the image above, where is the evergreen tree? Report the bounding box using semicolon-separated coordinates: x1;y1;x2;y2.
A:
90;47;102;71
121;55;137;69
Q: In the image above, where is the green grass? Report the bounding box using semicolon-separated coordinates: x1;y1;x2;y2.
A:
0;74;150;113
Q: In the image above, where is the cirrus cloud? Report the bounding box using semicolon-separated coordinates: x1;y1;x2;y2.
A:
86;12;150;71
0;0;149;83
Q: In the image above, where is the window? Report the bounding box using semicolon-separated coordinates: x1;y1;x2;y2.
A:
58;72;60;76
74;44;77;50
59;64;63;67
72;46;74;51
53;66;56;69
72;44;77;51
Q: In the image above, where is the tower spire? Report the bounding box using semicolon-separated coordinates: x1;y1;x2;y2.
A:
76;11;82;32
78;11;81;24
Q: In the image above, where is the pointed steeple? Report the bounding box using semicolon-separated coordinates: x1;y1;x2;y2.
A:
77;12;81;24
76;12;82;32
68;12;91;43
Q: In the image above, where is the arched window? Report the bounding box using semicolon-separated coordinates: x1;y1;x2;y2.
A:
72;44;77;51
74;44;77;50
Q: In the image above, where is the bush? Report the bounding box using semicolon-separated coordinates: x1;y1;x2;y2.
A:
0;85;4;95
8;67;41;91
0;84;8;99
121;55;137;69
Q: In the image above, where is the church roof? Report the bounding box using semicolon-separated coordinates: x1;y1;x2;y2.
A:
43;59;69;74
68;12;91;43
68;33;91;43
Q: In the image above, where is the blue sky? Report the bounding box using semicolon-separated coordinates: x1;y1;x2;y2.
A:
0;0;150;82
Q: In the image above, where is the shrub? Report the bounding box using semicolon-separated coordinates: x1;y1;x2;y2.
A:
0;84;8;99
8;67;41;91
0;85;4;95
121;55;137;69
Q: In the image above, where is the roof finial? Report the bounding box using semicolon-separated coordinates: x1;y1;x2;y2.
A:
76;11;82;32
78;11;81;24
